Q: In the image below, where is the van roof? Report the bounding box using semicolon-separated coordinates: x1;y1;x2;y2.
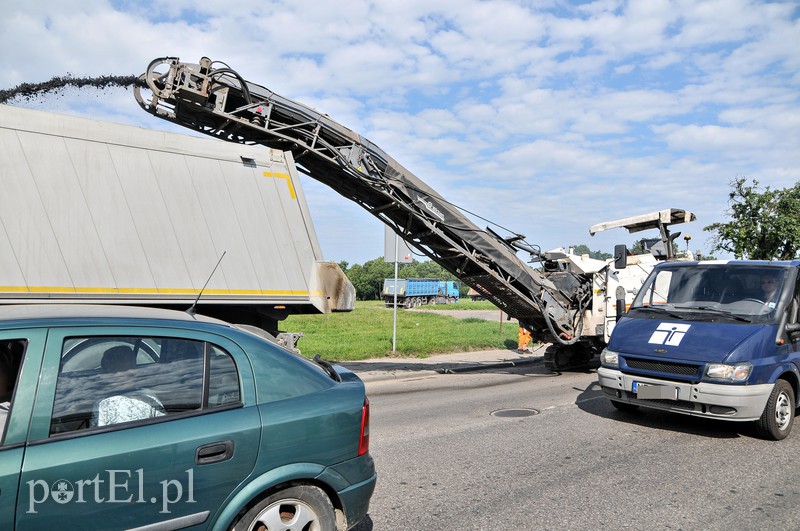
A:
662;260;800;268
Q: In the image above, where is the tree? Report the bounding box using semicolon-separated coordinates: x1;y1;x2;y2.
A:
571;244;612;260
704;178;800;260
345;258;394;300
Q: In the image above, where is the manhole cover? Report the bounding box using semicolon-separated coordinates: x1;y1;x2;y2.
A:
490;408;540;418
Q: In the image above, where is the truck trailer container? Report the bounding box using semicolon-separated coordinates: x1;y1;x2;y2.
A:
0;104;354;336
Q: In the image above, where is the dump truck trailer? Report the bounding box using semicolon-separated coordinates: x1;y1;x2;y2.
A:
382;278;460;308
0;104;354;336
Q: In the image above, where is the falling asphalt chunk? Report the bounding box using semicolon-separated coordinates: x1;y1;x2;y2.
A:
0;74;145;104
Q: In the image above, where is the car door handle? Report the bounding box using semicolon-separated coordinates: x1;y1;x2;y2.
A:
196;440;234;465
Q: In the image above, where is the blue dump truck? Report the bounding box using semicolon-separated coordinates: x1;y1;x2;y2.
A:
382;278;461;308
598;260;800;440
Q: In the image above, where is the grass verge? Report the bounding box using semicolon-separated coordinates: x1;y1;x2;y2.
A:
283;301;519;361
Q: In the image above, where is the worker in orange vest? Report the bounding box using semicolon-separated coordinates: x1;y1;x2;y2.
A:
517;326;532;353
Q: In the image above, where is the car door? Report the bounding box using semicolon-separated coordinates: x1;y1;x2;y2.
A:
0;330;47;531
16;325;260;530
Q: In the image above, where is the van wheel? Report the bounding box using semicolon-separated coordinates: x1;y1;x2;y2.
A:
234;485;335;531
755;379;795;440
610;400;639;413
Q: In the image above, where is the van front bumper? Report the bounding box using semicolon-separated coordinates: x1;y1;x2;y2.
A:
597;367;773;421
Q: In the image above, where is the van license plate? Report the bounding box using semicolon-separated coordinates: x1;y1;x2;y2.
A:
633;382;678;400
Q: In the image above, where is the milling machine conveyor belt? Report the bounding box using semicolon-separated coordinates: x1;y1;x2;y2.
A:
135;56;587;344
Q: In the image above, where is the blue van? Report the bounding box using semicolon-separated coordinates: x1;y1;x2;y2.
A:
598;260;800;440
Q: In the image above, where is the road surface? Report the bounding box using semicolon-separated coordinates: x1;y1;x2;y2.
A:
353;362;800;530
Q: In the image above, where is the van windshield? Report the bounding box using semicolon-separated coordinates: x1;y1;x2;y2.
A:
630;264;790;323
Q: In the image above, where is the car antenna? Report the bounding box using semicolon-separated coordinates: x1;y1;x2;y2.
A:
187;251;226;316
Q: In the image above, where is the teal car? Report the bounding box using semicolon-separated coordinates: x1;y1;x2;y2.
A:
0;305;375;530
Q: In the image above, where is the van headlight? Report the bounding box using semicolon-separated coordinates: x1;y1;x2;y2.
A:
600;348;619;368
705;363;752;382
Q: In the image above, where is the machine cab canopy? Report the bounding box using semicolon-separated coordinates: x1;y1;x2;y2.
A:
589;208;696;236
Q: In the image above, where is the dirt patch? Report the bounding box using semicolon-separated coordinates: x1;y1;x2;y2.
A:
408;309;516;323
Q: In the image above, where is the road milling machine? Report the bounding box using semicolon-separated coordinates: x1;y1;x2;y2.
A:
135;56;695;370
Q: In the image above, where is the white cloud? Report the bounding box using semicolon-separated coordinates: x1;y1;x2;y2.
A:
659;124;768;152
0;0;797;266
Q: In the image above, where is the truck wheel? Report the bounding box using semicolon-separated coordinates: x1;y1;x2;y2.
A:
234;485;335;531
610;400;639;413
755;379;795;440
543;344;595;371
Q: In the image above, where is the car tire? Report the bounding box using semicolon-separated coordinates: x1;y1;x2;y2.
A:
234;485;336;531
755;379;795;441
610;400;639;413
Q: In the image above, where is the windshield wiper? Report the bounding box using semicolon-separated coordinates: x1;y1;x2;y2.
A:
693;306;752;322
630;306;685;320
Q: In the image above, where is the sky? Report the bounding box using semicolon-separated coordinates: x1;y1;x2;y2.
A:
1;0;798;266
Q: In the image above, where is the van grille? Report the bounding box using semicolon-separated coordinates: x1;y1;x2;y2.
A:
624;357;700;377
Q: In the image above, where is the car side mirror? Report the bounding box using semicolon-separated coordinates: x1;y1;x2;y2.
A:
614;244;627;270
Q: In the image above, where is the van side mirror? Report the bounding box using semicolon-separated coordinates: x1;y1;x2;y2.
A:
615;286;627;320
614;244;627;269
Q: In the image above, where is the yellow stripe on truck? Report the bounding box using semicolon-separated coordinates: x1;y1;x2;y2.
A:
263;171;297;199
0;286;323;297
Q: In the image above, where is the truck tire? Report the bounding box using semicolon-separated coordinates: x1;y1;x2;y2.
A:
543;344;595;371
755;379;795;440
233;485;335;531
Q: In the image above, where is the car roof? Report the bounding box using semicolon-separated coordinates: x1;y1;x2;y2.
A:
0;304;230;328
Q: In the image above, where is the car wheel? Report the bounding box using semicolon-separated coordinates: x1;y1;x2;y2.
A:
755;379;795;440
610;400;639;413
234;485;336;531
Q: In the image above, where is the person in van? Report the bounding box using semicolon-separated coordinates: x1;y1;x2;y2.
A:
760;272;780;307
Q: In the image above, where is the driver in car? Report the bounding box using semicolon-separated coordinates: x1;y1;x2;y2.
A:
760;273;780;308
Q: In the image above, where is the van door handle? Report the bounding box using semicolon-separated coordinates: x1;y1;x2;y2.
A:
196;440;234;465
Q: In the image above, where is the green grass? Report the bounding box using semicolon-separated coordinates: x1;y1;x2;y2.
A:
283;301;518;361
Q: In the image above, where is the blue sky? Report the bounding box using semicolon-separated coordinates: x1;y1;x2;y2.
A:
2;0;798;265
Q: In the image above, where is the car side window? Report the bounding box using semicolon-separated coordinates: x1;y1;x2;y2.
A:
208;344;241;406
50;336;241;436
791;277;800;326
0;339;26;445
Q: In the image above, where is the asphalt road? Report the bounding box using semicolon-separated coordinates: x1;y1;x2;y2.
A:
353;362;800;530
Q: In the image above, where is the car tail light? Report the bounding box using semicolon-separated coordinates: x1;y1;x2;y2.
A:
358;397;370;456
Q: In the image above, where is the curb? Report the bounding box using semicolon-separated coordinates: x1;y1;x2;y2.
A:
435;356;542;374
348;354;544;383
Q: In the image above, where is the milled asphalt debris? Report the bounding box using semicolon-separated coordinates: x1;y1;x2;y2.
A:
0;74;144;104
